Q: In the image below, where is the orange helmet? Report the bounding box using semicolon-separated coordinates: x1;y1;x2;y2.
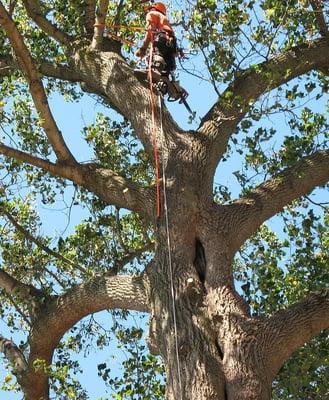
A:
153;2;166;14
146;2;166;15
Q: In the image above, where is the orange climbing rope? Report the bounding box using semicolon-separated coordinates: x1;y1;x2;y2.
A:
94;23;147;31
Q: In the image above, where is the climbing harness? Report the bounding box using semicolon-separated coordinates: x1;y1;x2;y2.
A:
94;21;193;113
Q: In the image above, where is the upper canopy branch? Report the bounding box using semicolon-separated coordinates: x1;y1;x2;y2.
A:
199;38;329;171
225;149;329;252
0;54;82;94
73;49;182;158
264;288;329;379
0;55;83;82
0;3;76;164
21;0;71;45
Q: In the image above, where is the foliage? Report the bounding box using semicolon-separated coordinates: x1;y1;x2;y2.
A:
0;0;328;398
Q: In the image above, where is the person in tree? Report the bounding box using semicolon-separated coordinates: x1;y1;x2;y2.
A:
135;2;177;77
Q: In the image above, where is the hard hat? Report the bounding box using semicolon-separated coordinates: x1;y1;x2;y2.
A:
146;2;166;15
153;2;166;14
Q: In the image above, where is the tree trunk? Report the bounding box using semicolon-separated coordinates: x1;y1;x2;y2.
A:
146;155;273;400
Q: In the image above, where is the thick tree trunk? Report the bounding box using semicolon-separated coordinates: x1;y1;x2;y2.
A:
146;154;273;399
149;227;273;399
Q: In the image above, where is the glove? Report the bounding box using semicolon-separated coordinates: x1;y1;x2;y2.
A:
135;47;147;58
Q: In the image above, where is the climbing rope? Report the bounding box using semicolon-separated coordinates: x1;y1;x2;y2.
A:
147;37;161;218
158;95;183;399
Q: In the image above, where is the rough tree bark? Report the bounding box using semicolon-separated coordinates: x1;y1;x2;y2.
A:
0;2;329;400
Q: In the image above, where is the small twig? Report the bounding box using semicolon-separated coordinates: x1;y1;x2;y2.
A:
1;207;86;274
0;4;76;164
4;292;31;327
305;195;329;208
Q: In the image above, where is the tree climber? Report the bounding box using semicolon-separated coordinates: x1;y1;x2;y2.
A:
134;2;192;113
135;2;177;77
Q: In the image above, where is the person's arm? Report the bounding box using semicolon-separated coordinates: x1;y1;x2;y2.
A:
135;11;157;58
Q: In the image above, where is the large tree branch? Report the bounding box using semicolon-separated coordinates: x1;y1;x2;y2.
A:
0;144;154;218
264;288;329;378
28;273;149;361
19;272;149;400
21;0;71;45
0;334;28;375
225;149;329;252
0;55;83;82
198;39;329;172
81;164;155;218
91;0;109;49
0;143;82;180
0;3;76;164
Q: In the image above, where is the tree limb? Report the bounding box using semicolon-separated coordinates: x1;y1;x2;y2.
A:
19;272;149;400
21;0;71;45
264;288;329;378
310;0;329;41
28;273;149;356
0;268;41;300
198;38;329;172
8;0;17;15
0;3;76;164
80;164;155;218
0;143;81;181
226;149;329;252
0;55;83;82
0;334;28;374
73;49;183;158
91;0;109;49
0;144;154;218
83;0;96;36
113;242;154;274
